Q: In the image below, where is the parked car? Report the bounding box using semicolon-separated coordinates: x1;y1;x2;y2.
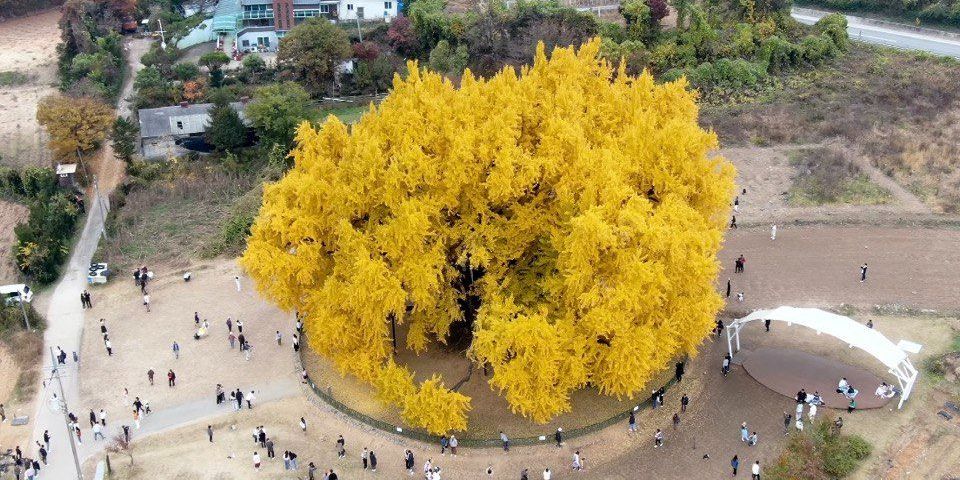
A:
0;284;33;306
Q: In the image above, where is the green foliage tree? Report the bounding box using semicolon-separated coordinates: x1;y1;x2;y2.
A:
277;18;352;94
173;62;202;81
15;192;81;284
428;40;469;76
199;51;231;72
111;116;139;163
205;95;247;153
245;82;314;149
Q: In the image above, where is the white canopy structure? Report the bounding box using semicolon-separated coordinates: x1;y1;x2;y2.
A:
726;306;920;409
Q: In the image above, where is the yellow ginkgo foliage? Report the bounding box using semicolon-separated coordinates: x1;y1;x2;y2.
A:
241;38;735;431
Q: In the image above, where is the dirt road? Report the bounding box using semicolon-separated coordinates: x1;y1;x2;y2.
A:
720;225;960;312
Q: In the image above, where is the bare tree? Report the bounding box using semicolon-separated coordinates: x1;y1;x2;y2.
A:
107;433;134;466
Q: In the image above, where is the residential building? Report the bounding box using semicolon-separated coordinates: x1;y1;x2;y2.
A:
212;0;398;52
138;101;249;159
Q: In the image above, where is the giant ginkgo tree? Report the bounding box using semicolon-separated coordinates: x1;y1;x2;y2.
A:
241;39;735;434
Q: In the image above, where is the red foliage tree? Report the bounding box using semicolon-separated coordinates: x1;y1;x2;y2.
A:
353;41;381;61
646;0;670;24
387;16;420;56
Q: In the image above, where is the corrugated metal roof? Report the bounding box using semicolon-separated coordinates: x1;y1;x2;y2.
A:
138;102;248;139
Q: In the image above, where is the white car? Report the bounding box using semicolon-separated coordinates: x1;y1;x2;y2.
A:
0;283;33;306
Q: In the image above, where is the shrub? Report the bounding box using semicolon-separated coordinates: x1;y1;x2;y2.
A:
173;62;202;81
815;13;850;52
800;33;840;64
665;58;768;90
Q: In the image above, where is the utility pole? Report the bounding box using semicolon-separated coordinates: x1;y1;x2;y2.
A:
355;16;363;42
49;347;85;480
18;289;31;331
92;174;109;240
158;18;167;50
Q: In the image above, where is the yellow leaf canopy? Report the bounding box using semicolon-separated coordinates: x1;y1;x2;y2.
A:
241;39;735;430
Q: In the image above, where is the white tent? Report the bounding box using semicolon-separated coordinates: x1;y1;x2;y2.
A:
726;306;920;409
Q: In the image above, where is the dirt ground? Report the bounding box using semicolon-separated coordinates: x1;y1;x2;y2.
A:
0;10;59;168
85;314;958;480
0;199;28;282
77;259;296;432
720;226;960;312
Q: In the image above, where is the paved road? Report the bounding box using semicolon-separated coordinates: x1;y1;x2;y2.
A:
792;7;960;58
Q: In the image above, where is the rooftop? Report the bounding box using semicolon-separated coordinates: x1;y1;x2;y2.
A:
138;102;248;139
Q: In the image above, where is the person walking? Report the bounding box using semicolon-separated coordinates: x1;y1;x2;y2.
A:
143;292;150;312
228;332;237;349
235;275;242;292
770;224;777;240
440;435;449;454
104;339;113;356
726;279;731;298
555;427;563;448
653;429;664;448
80;291;87;309
308;462;318;480
860;263;868;283
628;410;637;433
266;438;275;458
336;434;346;458
300;417;307;433
237;319;244;334
672;412;681;430
167;369;176;387
369;450;378;471
253;452;261;470
172;341;180;359
681;394;689;413
207;425;213;442
731;455;739;476
89;409;97;428
147;368;155;385
764;319;771;332
226;317;233;333
93;422;105;440
404;449;415;475
362;447;369;469
572;450;583;471
675;361;685;382
449;435;458;456
276;330;282;346
133;409;141;429
722;354;731;376
730;215;737;229
740;422;749;442
500;430;510;451
751;460;761;479
247;390;255;409
782;412;792;435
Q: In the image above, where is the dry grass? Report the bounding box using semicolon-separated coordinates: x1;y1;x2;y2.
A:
703;45;960;212
97;161;261;271
787;145;892;206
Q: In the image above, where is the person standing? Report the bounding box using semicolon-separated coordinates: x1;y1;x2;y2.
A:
764;319;771;332
681;394;689;413
172;341;180;359
235;275;242;292
726;279;731;298
809;403;818;420
308;462;318;480
404;449;415;475
167;369;176;387
133;409;141;429
100;319;108;336
672;413;681;430
770;224;777;240
93;422;105;440
722;354;731;376
731;455;739;476
449;435;458;456
237;320;244;334
653;429;664;448
147;369;155;385
226;317;233;333
369;450;378;471
500;431;510;451
105;339;113;356
555;428;563;448
751;460;761;479
628;410;637;433
300;417;307;433
740;422;749;442
860;263;868;283
336;434;346;458
266;438;275;458
362;447;369;469
194;312;200;327
276;331;282;346
440;435;449;454
293;334;300;352
782;412;792;435
748;432;758;446
253;452;261;470
675;361;685;382
327;469;338;480
543;468;552;480
80;291;87;309
143;292;151;312
228;332;237;349
89;409;97;428
207;425;213;442
247;390;255;409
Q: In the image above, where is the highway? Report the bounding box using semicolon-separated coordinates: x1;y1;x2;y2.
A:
792;7;960;58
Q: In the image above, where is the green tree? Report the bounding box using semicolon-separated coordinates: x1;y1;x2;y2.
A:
111;116;139;162
205;95;246;153
173;62;202;81
245;82;314;149
428;40;468;76
199;51;231;71
277;17;352;94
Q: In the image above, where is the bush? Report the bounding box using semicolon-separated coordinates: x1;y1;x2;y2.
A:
665;58;768;90
15;193;82;284
800;33;840;64
768;420;871;480
815;13;850;52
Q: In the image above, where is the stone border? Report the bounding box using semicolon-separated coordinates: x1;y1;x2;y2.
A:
296;349;681;448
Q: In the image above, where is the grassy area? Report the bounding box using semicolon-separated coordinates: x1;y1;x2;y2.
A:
768;420;872;479
0;70;31;86
0;303;46;402
96;157;268;271
703;45;960;212
320;104;369;125
787;146;893;206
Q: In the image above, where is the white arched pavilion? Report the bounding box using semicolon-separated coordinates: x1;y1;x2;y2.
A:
726;306;920;409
